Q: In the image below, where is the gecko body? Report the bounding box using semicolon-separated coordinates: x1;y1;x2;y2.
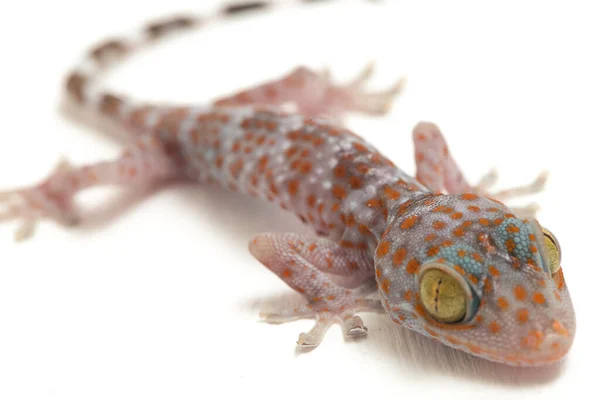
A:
0;0;574;367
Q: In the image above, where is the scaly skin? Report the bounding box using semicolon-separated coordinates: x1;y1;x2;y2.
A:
0;1;574;367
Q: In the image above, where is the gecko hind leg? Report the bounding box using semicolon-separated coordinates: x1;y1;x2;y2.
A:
213;63;405;122
0;135;180;241
412;122;547;217
249;233;383;349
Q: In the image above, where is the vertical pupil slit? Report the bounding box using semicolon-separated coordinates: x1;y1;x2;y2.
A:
434;278;443;313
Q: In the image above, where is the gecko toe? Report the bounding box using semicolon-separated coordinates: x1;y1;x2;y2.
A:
344;315;368;338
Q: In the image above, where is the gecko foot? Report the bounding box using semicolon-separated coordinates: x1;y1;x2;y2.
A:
260;290;383;349
0;157;79;241
474;168;548;218
324;62;406;116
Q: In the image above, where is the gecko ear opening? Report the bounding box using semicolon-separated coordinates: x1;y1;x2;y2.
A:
417;263;479;324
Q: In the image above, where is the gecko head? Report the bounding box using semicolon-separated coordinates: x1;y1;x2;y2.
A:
373;193;575;366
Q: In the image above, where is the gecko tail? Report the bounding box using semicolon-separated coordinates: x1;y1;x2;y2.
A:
64;14;202;118
63;1;312;124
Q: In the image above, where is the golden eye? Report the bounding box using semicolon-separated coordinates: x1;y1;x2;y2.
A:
419;268;467;323
542;228;561;275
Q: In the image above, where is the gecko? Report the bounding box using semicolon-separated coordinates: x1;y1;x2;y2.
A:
0;0;574;367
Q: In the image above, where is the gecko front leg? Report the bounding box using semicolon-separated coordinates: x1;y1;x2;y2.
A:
249;233;383;349
412;122;547;217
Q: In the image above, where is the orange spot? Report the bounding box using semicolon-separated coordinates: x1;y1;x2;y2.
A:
506;239;516;252
453;227;466;237
514;286;527;301
451;212;463;220
256;135;266;145
454;265;466;275
356;163;370;174
483;278;493;294
552;320;569;337
489;322;501;334
462;193;478;200
479;218;490;226
497;297;509;311
494;218;504;226
340;240;355;249
517;309;529;323
427;247;440;257
488;266;500;277
366;198;382;208
401;215;420;230
553;268;565;289
403;290;413;301
521;330;545;350
441;240;453;247
538;279;546;287
333;164;346;178
393;248;407;266
352;142;369;152
425;234;436;242
331;185;348;199
433;221;446;230
358;224;370;234
532;292;546;305
215;155;224;168
282;269;292;278
457;250;467;258
467;344;482;354
381;279;391;293
445;335;462;345
287;180;299;196
506;224;520;233
376;241;390;258
257;155;269;173
468;274;479;284
424;326;439;338
472;253;483;262
468;206;481;212
406;259;420;274
554;290;562;301
299;161;313;174
383;186;401;200
347;176;362;189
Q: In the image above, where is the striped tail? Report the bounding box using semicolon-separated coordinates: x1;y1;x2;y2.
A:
63;0;374;122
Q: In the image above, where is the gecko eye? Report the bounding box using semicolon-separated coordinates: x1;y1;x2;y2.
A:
418;265;474;323
542;228;561;275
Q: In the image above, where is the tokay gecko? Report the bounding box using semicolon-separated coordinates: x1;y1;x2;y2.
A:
0;1;575;367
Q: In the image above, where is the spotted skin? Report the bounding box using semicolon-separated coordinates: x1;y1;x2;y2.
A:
0;1;574;366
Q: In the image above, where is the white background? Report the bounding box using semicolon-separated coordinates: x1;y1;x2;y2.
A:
0;0;598;398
